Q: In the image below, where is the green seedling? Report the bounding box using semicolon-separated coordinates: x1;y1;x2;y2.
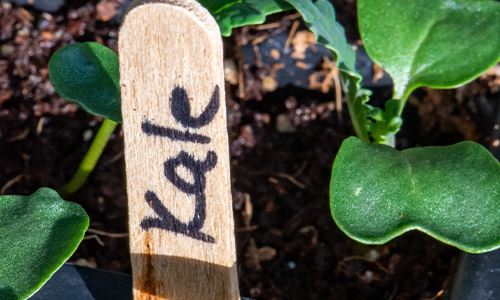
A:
7;2;304;300
202;0;500;252
0;40;115;300
48;42;121;195
329;0;500;252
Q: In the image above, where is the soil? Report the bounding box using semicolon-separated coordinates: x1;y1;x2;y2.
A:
0;1;499;299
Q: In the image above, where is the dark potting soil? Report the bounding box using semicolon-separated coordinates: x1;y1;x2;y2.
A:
0;1;499;299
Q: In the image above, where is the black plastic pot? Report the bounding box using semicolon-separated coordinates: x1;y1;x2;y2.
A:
32;264;132;300
449;250;500;300
448;92;500;300
31;264;253;300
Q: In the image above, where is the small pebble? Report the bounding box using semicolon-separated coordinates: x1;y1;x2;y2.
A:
258;247;277;261
0;45;15;56
365;249;381;262
261;76;278;92
276;114;296;133
224;59;238;85
361;270;374;284
74;258;97;269
83;129;94;142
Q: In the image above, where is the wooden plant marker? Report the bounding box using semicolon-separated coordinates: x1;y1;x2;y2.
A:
119;1;239;299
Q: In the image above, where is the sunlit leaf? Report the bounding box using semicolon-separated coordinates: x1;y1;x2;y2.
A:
330;137;500;253
198;0;292;36
0;188;89;299
49;42;121;122
285;0;400;143
358;0;500;100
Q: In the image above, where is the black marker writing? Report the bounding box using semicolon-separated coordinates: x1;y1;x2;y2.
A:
141;151;217;243
141;85;221;244
141;85;220;143
171;85;220;128
142;120;210;144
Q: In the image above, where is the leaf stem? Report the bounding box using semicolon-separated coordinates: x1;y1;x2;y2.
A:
346;97;369;142
61;118;118;195
385;133;396;147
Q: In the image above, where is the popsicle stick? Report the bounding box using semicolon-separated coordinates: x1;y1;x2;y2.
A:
119;1;239;299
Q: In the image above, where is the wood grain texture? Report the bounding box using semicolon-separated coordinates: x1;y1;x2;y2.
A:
119;1;239;299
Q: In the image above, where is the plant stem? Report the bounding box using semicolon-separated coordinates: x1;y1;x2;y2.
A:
385;133;396;148
61;118;118;195
346;97;370;142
